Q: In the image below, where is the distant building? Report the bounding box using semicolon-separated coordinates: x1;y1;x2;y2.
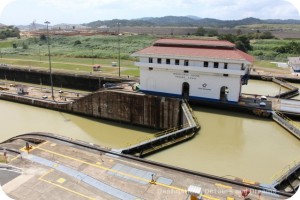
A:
288;57;300;73
132;39;254;103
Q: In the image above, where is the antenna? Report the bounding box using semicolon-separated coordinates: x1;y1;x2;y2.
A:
31;19;36;30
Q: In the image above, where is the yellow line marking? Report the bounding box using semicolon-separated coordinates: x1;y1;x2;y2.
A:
10;155;20;162
38;169;95;200
35;145;221;200
36;146;187;193
215;183;232;189
201;194;220;200
57;178;66;184
19;141;49;152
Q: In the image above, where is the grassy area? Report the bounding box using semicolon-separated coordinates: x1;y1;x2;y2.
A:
122;68;140;77
254;60;278;69
1;34;299;75
0;40;13;48
236;24;300;31
250;39;300;61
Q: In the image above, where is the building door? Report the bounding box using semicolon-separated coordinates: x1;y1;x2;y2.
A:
182;82;190;99
220;86;229;101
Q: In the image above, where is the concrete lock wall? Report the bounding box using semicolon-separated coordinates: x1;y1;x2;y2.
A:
69;91;181;129
0;66;128;91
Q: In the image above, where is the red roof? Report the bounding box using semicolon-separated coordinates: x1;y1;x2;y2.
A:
154;38;235;48
134;46;254;62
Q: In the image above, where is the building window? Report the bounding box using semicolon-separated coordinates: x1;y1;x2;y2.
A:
224;63;228;69
214;62;219;68
241;63;245;70
149;67;153;71
223;74;228;77
175;59;180;65
204;61;209;67
184;60;189;66
149;58;153;63
166;59;171;64
184;70;189;73
157;58;161;64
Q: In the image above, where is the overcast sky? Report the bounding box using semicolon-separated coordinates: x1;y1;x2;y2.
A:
0;0;299;25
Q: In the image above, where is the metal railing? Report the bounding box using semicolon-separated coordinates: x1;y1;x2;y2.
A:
272;111;300;139
271;159;300;183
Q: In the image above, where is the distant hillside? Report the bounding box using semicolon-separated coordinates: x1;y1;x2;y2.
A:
84;16;300;28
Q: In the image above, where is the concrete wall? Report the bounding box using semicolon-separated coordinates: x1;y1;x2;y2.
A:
0;90;181;129
69;91;181;129
0;66;130;91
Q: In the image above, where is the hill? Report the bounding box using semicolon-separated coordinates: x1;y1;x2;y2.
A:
84;16;300;28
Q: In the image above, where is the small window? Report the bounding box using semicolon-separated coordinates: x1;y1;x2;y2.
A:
184;60;189;66
175;59;180;65
184;70;189;73
204;61;209;67
166;59;170;64
149;67;153;71
149;58;153;63
157;58;161;64
224;63;228;69
223;74;228;77
214;62;219;68
241;63;245;70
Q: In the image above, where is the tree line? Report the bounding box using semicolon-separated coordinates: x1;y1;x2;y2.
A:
0;26;20;40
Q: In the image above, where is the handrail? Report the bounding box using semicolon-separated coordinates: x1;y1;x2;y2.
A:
271;159;300;183
183;99;200;128
154;122;190;137
275;111;300;130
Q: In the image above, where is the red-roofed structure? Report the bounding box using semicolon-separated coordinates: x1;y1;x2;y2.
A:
132;39;254;103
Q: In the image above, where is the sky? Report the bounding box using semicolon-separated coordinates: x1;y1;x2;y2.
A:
0;0;300;25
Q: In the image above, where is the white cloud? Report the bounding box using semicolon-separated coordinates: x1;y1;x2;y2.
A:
38;0;118;10
0;0;299;25
0;0;16;16
285;0;300;16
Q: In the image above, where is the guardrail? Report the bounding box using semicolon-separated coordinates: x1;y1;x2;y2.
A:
271;159;300;183
272;111;300;139
272;77;299;99
121;100;200;157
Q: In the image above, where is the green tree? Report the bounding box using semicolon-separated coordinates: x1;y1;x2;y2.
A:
259;31;275;39
207;29;218;37
74;40;81;45
40;34;47;41
22;42;28;49
195;27;206;36
236;35;252;52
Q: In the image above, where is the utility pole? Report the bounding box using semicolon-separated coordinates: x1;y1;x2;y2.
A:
118;22;121;77
45;20;54;100
92;49;94;65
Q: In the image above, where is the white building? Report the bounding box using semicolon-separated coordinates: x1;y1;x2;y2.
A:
132;39;254;103
288;57;300;73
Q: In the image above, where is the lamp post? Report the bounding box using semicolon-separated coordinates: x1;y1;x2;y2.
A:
117;22;121;77
45;20;54;100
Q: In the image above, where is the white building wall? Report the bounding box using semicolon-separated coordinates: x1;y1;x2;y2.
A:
140;67;241;102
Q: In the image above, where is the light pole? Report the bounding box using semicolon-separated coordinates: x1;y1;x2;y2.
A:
117;22;121;77
45;20;54;100
92;49;94;65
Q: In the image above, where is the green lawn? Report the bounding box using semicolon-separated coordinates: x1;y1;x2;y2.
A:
1;34;299;76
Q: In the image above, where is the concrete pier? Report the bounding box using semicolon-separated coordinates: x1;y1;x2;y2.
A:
0;133;291;200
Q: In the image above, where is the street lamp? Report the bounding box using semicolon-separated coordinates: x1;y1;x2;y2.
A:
45;20;54;100
117;22;121;77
